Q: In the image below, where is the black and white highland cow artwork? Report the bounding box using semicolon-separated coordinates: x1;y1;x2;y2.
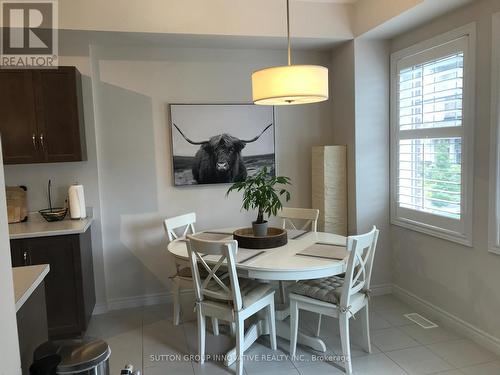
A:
170;104;276;186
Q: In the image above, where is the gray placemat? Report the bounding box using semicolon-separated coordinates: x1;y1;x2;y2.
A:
202;249;266;264
288;230;310;239
296;243;347;260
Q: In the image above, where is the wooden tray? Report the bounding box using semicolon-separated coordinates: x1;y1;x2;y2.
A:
233;227;287;249
6;186;28;224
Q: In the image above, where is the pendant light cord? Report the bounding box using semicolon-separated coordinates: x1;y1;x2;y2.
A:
287;0;291;66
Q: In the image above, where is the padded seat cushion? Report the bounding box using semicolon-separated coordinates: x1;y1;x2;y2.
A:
175;267;210;279
288;276;345;304
204;278;273;309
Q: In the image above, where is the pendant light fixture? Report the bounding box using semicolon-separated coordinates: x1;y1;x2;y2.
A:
251;0;329;105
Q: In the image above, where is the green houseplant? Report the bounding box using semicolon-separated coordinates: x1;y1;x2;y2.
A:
226;167;292;236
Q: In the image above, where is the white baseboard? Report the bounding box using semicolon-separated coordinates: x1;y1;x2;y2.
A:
92;302;109;315
370;283;393;296
92;289;195;315
393;284;500;357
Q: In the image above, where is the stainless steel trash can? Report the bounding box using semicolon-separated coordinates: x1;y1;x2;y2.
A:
32;338;111;375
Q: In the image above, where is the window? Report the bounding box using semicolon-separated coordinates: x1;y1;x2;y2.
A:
489;13;500;254
391;24;475;246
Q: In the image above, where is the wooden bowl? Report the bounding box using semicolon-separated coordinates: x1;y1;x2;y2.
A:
233;227;287;249
39;208;68;222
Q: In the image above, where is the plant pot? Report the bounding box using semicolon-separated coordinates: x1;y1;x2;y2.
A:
252;221;268;237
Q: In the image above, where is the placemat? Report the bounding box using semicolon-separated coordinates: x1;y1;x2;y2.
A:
296;243;348;260
202;249;266;264
288;229;310;239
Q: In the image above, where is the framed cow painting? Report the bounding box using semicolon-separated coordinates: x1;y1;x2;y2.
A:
170;104;276;186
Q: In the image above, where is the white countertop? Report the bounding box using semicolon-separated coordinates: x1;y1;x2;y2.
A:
12;264;50;312
9;213;93;240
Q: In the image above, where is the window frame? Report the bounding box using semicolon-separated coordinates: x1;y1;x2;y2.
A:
489;13;500;254
390;23;476;246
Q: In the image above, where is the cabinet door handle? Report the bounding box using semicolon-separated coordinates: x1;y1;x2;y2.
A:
23;250;30;266
39;133;44;148
32;133;36;149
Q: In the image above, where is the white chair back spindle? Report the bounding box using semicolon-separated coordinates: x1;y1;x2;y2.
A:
164;212;196;241
279;207;320;232
187;235;243;311
340;226;379;309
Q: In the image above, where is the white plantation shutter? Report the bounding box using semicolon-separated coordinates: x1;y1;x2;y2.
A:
391;26;475;246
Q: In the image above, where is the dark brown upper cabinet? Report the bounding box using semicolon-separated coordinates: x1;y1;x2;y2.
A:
0;67;87;164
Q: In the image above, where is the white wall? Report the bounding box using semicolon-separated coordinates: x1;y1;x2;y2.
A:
329;39;392;288
331;41;357;233
0;142;21;375
354;39;392;288
391;0;500;341
88;45;334;304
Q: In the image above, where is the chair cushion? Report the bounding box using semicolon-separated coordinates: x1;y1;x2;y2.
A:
176;267;194;278
175;267;210;279
240;279;274;308
205;278;273;309
288;276;345;304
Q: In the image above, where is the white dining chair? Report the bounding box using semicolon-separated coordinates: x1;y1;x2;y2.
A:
164;213;198;326
279;207;320;232
186;234;277;375
163;212;219;334
277;207;320;303
288;226;379;374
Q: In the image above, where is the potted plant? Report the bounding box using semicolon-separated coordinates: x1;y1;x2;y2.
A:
226;167;291;236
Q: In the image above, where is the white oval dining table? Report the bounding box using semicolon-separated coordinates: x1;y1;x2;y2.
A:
167;227;348;366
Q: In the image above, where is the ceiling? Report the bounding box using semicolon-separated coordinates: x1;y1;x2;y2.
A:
57;0;473;53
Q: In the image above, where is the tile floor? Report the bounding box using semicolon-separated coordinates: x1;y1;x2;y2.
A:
86;294;500;374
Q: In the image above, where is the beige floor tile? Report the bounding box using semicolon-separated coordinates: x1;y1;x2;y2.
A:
461;360;500;375
297;361;345;374
183;321;236;357
243;341;296;374
143;303;172;325
322;329;382;359
254;369;300;375
427;339;496;368
371;327;420;352
348;310;392;333
371;295;412;312
352;353;408;375
144;361;195;375
193;360;248;375
143;319;189;367
106;328;143;375
376;305;416;327
86;306;143;339
399;324;460;345
386;346;454;374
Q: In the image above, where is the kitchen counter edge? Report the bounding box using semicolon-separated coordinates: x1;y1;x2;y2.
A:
13;264;50;312
9;217;93;240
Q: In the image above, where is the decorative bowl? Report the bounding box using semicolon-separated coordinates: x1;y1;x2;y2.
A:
39;208;68;222
233;227;288;249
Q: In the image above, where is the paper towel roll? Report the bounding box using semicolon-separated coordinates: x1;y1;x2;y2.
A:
69;184;86;219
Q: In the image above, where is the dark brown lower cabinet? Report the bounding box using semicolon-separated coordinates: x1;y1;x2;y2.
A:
17;281;48;375
10;228;95;338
